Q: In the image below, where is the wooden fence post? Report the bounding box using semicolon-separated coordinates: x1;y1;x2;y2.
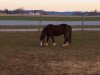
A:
39;13;42;32
82;15;84;32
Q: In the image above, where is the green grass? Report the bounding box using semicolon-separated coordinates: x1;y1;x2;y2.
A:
0;15;100;21
0;31;100;74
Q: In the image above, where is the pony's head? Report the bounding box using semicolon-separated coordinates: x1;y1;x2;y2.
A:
40;32;46;46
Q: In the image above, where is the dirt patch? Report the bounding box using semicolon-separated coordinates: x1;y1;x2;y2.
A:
47;60;100;75
0;55;100;75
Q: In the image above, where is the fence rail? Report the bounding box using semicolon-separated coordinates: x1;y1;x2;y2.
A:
0;20;100;25
0;28;100;32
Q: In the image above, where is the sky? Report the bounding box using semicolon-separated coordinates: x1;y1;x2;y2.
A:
0;0;100;11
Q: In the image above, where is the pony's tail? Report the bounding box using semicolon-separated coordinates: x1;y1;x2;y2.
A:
69;26;72;43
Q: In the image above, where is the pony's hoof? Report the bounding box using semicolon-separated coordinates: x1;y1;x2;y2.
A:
62;44;68;47
53;43;56;46
62;42;69;47
45;43;49;46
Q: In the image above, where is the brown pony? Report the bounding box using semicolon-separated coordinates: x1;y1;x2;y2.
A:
40;24;72;46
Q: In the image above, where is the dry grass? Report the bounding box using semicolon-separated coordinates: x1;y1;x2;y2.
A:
0;31;100;75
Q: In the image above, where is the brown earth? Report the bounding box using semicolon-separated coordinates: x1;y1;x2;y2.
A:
0;57;100;75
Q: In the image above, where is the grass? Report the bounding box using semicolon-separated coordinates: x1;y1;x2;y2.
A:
0;25;43;29
0;31;100;75
0;25;100;29
0;15;100;21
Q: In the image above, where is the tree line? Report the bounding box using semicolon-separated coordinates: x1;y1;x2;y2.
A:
0;8;46;15
0;8;100;16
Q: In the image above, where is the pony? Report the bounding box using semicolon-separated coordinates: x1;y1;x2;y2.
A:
40;24;72;46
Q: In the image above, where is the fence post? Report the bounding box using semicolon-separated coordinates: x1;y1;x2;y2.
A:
82;15;84;32
39;12;42;32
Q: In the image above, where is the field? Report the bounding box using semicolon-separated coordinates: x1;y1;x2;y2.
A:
0;15;100;21
0;15;100;74
0;31;100;75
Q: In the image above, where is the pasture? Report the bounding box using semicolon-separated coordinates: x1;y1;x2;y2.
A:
0;25;100;29
0;15;100;74
0;15;100;21
0;31;100;75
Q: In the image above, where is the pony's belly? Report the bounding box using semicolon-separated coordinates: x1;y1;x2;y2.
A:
53;33;62;36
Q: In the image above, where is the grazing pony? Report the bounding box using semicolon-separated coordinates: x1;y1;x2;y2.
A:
40;24;72;46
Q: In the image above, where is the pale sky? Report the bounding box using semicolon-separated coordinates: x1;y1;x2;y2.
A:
0;0;100;11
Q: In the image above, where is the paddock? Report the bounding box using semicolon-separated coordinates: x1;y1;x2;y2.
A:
0;30;100;75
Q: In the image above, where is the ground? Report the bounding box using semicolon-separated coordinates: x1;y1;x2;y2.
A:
0;31;100;75
0;50;100;75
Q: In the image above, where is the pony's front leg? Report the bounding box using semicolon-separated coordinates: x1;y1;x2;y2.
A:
51;36;56;46
45;35;50;46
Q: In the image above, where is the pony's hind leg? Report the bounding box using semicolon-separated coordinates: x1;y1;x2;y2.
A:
62;42;69;46
62;33;69;47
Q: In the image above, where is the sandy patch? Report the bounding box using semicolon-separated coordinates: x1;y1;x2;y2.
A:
47;60;100;74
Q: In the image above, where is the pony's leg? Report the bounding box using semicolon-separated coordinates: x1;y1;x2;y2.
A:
45;35;50;46
62;42;69;46
69;26;72;43
51;36;56;46
62;34;69;46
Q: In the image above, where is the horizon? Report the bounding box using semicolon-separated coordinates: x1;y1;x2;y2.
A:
0;0;100;12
